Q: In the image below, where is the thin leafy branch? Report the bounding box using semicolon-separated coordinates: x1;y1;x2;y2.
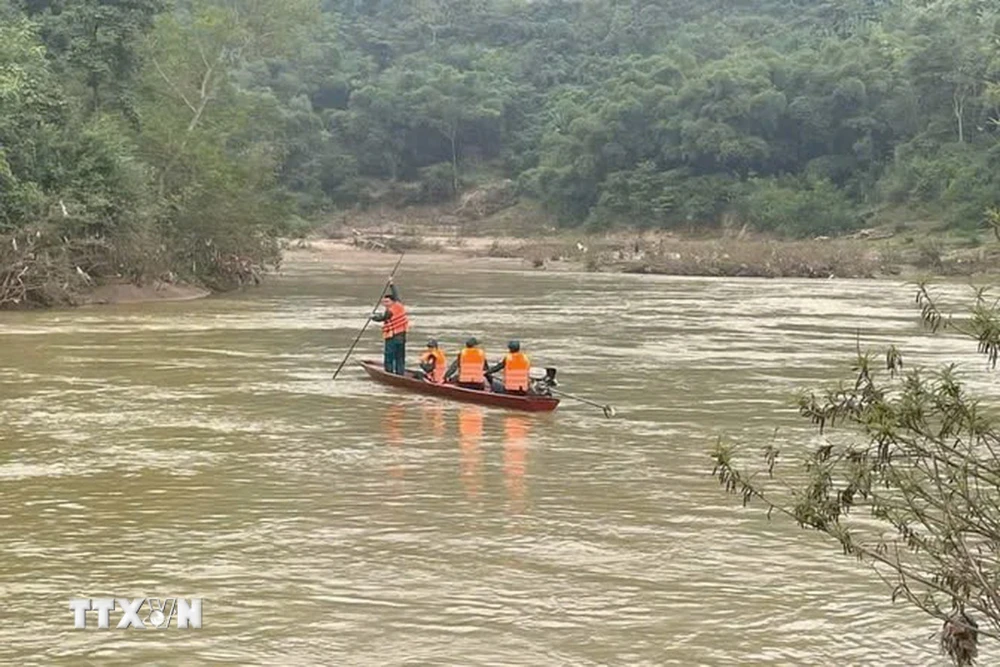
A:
713;284;1000;666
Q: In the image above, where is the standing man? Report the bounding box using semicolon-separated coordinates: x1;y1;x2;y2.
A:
487;340;531;394
370;277;409;375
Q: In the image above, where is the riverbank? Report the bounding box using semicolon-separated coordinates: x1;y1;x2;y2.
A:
301;198;1000;279
80;280;211;306
5;213;994;312
296;224;1000;280
282;238;526;271
0;224;269;310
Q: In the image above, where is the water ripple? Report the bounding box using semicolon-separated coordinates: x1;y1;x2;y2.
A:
0;269;993;664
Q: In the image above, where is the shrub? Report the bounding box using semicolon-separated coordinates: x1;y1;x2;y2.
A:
740;177;857;237
418;163;458;203
588;165;739;229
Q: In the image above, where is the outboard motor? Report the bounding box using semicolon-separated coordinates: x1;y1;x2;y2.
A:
528;367;558;396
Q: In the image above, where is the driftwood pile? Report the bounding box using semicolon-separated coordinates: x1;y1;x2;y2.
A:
0;229;100;308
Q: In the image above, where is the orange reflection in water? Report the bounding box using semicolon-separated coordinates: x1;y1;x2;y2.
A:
421;402;445;440
458;405;484;499
503;415;530;512
384;403;405;482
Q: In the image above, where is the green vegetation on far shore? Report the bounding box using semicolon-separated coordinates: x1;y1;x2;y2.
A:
2;0;1000;307
297;0;1000;238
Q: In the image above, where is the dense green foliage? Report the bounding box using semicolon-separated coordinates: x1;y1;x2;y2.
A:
0;0;316;305
298;0;1000;235
1;0;999;305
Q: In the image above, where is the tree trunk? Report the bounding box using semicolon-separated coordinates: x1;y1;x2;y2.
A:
89;21;100;113
151;52;217;197
954;89;966;144
449;126;458;197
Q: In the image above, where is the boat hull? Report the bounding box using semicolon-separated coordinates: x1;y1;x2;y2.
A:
358;360;560;413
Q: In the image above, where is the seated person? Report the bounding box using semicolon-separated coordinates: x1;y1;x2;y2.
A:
419;339;447;383
487;340;531;395
444;337;490;390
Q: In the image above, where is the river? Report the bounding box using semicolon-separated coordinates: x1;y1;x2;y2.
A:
1;252;996;665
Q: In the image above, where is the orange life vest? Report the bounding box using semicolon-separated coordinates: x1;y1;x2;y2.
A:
381;301;409;339
503;352;531;392
459;346;487;384
420;348;447;383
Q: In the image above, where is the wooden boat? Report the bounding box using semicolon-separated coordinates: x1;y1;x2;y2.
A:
358;360;560;413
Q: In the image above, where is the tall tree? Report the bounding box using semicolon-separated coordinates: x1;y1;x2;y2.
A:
138;0;321;284
25;0;165;121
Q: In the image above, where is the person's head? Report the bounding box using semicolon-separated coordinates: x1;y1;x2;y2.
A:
382;292;397;307
426;339;438;349
507;340;521;353
465;337;478;348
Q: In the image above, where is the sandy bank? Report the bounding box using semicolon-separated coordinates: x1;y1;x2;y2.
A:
285;234;893;279
282;238;547;270
292;224;1000;280
81;281;211;306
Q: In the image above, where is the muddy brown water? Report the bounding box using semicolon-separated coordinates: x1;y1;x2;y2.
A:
1;255;996;665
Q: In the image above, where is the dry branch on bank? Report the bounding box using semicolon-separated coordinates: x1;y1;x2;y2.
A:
0;224;279;310
0;229;99;308
476;235;885;278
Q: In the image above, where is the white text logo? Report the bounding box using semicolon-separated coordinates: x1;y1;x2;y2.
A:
70;598;202;629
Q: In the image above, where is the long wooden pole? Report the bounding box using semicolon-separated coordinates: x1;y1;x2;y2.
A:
550;388;617;418
332;252;405;380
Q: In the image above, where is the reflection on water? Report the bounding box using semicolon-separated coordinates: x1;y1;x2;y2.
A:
458;405;484;500
3;261;1000;664
503;415;529;513
384;403;406;483
421;401;445;439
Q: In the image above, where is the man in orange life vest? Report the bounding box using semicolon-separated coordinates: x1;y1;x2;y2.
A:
488;340;532;395
419;339;447;383
445;337;491;390
369;277;409;375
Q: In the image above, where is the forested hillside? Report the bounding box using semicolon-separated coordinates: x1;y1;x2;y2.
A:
315;0;1000;237
1;0;999;305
